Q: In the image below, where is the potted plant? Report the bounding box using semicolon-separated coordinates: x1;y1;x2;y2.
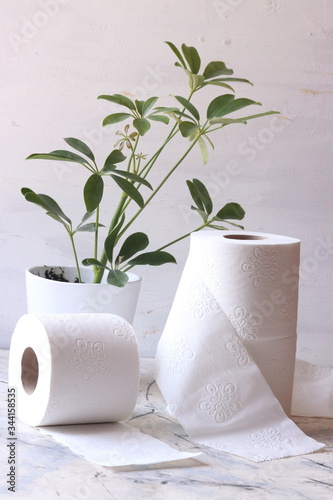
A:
22;41;278;323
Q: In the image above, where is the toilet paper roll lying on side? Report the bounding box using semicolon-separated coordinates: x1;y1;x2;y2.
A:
8;313;201;467
8;313;140;426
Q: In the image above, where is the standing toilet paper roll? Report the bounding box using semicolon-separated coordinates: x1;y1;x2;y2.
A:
195;230;300;415
155;230;324;462
8;313;140;426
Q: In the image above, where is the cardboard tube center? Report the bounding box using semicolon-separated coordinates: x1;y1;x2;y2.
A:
223;234;268;240
21;347;39;395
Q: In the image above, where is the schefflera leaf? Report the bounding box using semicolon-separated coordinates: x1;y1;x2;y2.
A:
84;174;104;213
128;251;176;266
103;149;127;169
74;211;105;234
111;175;144;208
21;188;71;225
115;232;149;266
102;113;132;126
181;43;201;74
98;94;136;111
103;214;125;267
203;61;233;80
174;95;200;122
107;269;129;287
133;118;150;136
64;137;95;162
26;150;89;165
81;258;129;287
207;94;261;120
215;202;245;221
189;178;213;215
82;257;109;270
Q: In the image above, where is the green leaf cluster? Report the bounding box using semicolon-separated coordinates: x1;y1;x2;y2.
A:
99;95;169;136
22;41;279;286
166;41;251;93
186;178;245;230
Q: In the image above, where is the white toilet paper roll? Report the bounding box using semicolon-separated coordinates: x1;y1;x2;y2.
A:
8;313;140;426
155;230;325;461
191;230;300;414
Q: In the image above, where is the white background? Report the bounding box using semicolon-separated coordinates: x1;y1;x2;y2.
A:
1;0;332;356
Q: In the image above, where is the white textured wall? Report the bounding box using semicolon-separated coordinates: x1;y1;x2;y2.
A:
1;0;332;356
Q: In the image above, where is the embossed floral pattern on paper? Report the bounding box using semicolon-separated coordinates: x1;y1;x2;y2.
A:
280;295;297;328
225;335;251;367
241;246;279;287
186;279;221;320
199;382;242;423
229;305;261;340
112;317;138;346
69;338;107;380
250;426;292;451
39;314;66;323
161;335;195;376
197;257;220;289
203;440;236;453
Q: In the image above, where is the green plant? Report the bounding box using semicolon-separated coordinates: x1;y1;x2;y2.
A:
22;41;278;286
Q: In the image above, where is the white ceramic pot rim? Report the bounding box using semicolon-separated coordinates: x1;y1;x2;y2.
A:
25;265;142;323
26;265;141;286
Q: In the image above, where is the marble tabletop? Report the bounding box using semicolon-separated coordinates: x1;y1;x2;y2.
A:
0;348;332;500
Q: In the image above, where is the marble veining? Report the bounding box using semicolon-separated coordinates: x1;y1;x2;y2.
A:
1;350;332;499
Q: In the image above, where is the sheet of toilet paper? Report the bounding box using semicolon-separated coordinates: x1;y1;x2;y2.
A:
38;422;199;466
155;231;330;462
8;313;199;466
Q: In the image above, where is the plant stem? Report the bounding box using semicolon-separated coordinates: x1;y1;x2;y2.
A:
120;127;179;216
137;93;195;181
68;229;82;282
93;191;128;283
139;127;179;179
156;223;208;251
95;94;199;282
92;205;100;274
121;220;209;272
116;98;194;227
93;136;140;283
94;206;100;259
117;136;200;242
128;134;139;172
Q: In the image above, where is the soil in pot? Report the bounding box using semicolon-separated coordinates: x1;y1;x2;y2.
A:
43;267;79;283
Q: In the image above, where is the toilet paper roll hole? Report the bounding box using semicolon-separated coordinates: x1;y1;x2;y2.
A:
223;234;268;240
21;347;39;395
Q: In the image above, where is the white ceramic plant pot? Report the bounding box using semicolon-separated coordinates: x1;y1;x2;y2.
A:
25;266;142;324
